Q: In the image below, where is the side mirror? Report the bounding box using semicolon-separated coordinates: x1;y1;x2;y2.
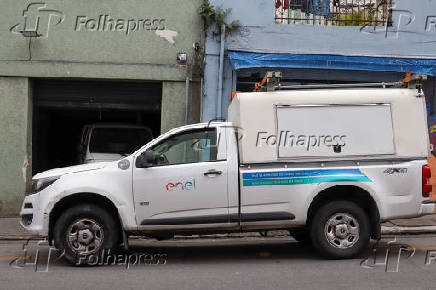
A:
136;150;155;168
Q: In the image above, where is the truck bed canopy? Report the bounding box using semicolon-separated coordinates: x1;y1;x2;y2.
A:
228;88;430;164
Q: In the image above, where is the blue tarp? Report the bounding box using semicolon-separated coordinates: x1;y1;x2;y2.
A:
228;51;436;76
309;0;330;17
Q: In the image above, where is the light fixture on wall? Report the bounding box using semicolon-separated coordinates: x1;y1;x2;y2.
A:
19;30;42;61
177;52;187;64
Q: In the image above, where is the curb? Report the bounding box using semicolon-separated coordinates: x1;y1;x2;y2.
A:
2;227;436;241
381;225;436;235
0;235;41;240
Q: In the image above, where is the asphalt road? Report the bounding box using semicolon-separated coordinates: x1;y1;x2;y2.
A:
2;235;436;290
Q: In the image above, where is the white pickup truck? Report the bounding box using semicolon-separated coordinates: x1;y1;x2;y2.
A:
21;84;434;264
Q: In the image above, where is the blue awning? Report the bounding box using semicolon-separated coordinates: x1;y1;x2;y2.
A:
228;51;436;76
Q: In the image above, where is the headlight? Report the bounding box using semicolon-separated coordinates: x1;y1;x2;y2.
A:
29;176;60;195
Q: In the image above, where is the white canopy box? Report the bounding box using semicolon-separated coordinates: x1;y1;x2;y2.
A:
228;88;430;164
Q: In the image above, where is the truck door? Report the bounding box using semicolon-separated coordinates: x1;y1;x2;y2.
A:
133;127;231;228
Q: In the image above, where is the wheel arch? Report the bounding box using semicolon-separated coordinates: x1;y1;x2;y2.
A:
48;192;123;245
307;185;381;240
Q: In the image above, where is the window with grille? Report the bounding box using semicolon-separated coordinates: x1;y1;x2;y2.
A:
275;0;393;26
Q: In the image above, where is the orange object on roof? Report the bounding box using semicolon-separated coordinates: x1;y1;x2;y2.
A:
254;71;271;92
402;70;412;83
232;91;241;99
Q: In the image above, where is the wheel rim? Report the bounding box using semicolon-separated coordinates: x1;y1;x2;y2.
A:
324;213;359;249
66;218;104;255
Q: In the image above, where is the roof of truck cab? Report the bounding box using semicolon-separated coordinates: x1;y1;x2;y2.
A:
163;122;232;135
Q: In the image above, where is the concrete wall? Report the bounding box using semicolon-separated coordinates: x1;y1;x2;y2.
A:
0;78;31;216
0;0;205;215
161;81;187;134
0;0;204;81
203;0;436;121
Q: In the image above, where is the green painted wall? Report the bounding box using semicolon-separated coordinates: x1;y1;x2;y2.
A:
161;81;187;134
0;0;205;215
0;78;31;216
0;0;204;81
161;80;203;133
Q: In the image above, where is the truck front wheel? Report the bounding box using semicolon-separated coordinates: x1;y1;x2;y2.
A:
310;200;370;259
53;204;120;265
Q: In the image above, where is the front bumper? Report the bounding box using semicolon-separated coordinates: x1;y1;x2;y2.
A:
19;193;48;237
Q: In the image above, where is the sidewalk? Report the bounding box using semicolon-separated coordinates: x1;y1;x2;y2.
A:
3;215;436;240
0;218;36;239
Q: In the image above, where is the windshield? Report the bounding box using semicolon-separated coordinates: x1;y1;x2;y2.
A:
89;128;152;154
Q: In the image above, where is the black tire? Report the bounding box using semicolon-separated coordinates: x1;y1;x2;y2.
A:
53;204;120;265
289;229;311;244
310;200;370;259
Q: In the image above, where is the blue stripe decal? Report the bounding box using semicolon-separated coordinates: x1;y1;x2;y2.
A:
242;169;364;180
242;169;372;186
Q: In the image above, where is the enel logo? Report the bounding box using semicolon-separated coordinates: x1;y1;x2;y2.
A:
166;179;196;191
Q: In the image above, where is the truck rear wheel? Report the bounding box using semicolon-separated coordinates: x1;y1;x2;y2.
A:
310;200;370;259
53;204;120;265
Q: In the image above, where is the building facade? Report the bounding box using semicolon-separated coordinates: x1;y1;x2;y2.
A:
203;0;436;122
0;0;204;215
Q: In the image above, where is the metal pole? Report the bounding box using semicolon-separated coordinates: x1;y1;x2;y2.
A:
217;24;226;118
185;76;190;125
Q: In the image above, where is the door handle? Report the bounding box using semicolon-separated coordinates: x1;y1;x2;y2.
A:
204;169;222;176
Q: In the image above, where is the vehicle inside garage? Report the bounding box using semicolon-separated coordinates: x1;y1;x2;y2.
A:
32;79;162;174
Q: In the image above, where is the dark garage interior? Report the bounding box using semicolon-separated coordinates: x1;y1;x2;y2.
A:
32;79;162;174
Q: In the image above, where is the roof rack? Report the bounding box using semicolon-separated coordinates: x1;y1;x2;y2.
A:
276;82;403;90
254;71;427;97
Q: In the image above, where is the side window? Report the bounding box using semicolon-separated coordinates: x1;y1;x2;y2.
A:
150;129;218;166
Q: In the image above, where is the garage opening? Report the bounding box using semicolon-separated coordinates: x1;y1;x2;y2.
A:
32;79;162;175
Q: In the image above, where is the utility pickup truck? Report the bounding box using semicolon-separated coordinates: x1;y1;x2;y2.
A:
21;84;435;264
